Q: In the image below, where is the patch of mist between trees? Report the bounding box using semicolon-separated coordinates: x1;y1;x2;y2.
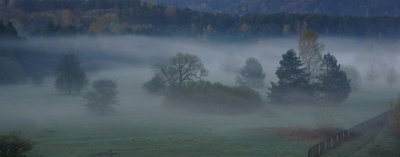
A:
2;35;400;87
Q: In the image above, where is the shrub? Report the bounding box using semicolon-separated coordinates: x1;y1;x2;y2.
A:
84;79;118;115
164;80;263;114
0;134;33;157
0;56;25;85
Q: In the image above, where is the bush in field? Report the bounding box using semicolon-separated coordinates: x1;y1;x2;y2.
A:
164;80;263;114
0;134;33;157
392;97;400;137
0;56;25;85
143;73;166;94
84;79;118;115
236;57;266;88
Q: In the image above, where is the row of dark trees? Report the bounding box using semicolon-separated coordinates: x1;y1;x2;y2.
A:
144;52;350;106
144;30;351;105
268;50;351;104
3;0;400;38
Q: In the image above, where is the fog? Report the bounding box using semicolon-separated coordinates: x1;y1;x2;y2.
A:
0;35;399;156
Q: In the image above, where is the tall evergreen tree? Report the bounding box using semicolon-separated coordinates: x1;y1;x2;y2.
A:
318;53;351;104
236;57;265;88
55;53;88;94
268;49;313;104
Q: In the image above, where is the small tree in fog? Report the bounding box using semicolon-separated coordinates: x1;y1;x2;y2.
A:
365;64;378;83
342;65;362;91
386;67;399;87
298;30;324;78
317;53;351;104
156;52;208;89
0;56;25;85
84;79;118;115
55;53;88;94
143;73;166;94
268;49;313;104
0;134;33;157
236;57;265;88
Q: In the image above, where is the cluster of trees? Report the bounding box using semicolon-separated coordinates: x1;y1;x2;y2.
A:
54;53;119;115
268;49;351;104
144;31;352;111
2;0;400;37
144;52;262;113
152;0;400;17
269;31;351;104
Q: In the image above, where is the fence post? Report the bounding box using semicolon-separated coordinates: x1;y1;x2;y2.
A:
307;109;393;157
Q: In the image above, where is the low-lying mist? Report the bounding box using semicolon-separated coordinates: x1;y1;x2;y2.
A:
5;35;400;86
0;35;399;156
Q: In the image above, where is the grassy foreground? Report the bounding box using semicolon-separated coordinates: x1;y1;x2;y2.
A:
0;68;395;157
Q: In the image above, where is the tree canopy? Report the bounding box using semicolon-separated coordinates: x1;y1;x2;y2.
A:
156;52;208;89
268;49;313;104
55;53;88;94
84;79;119;115
236;57;265;88
317;53;351;103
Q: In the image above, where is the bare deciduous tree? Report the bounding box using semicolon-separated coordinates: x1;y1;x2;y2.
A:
298;30;324;77
365;64;378;83
157;52;208;89
386;66;399;87
342;65;362;91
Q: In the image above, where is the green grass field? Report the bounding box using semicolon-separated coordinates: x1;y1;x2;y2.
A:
323;125;400;157
0;68;396;157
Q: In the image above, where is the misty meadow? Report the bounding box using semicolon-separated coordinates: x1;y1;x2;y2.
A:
1;1;400;157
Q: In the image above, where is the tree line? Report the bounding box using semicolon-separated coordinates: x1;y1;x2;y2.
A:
2;0;400;38
143;31;352;110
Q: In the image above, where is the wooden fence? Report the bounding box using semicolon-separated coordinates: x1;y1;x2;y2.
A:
307;110;393;157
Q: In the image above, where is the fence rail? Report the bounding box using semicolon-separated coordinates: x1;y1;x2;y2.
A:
307;110;393;157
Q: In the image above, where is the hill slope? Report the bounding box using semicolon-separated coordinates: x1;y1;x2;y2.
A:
151;0;400;17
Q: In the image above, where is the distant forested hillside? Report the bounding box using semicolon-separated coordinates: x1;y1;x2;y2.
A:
151;0;400;17
0;0;400;38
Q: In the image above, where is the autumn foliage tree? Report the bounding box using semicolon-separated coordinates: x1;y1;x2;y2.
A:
298;30;324;78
